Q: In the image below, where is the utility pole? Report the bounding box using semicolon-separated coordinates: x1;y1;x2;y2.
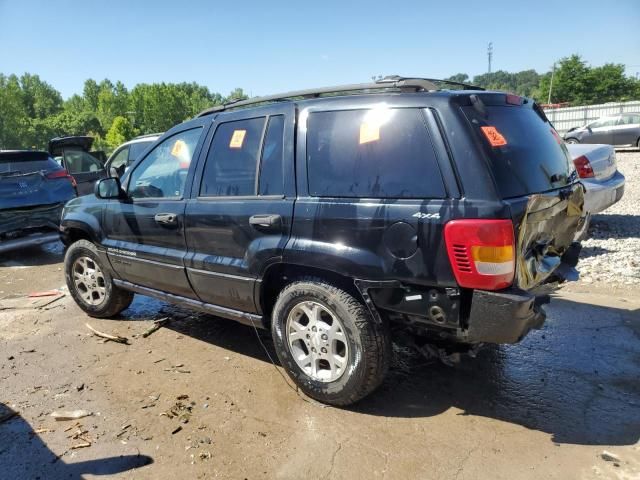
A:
487;42;493;74
547;63;556;105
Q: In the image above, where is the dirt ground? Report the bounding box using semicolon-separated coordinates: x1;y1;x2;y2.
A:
1;156;640;479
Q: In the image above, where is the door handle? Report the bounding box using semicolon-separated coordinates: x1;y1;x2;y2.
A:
249;214;282;229
154;213;178;225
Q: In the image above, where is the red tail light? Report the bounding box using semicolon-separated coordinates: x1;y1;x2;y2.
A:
572;155;594;178
46;169;77;188
444;219;515;290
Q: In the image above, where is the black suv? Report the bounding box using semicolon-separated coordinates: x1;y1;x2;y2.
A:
60;77;584;406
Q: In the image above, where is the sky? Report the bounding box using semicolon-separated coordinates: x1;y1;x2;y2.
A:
1;0;639;99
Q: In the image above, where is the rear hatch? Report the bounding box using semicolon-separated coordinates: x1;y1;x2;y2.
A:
461;94;585;290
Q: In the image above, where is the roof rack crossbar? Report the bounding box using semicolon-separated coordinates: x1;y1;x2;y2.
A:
197;76;483;117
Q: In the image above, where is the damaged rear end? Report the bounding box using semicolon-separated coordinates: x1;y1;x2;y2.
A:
0;151;76;253
452;93;585;344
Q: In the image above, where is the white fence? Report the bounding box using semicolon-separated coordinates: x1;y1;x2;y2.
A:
543;101;640;135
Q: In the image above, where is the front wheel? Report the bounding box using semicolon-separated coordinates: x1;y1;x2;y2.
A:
64;239;133;318
271;278;390;406
565;138;579;144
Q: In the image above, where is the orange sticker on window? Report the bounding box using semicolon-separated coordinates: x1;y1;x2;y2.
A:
171;139;186;157
229;129;246;148
480;126;507;147
359;122;380;144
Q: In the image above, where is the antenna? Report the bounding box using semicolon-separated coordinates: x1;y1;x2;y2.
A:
487;42;493;74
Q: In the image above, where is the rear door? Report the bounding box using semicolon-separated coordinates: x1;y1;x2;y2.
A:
461;97;584;290
184;104;295;312
102;127;205;297
63;149;107;195
613;114;640;146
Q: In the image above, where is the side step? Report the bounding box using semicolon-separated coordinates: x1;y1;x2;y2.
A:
113;279;265;329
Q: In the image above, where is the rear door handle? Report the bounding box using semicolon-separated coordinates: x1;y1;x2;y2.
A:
249;214;282;229
154;213;178;225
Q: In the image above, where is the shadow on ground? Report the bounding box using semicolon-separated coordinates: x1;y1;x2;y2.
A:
120;293;640;448
0;403;152;479
0;241;64;268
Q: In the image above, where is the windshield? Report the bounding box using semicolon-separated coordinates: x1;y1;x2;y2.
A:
0;152;61;176
462;103;575;199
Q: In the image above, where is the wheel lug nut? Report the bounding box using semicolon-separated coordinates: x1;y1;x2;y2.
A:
311;347;316;353
321;347;327;354
321;334;328;340
312;326;317;332
306;334;310;338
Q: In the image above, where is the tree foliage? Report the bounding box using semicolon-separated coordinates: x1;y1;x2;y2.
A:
1;55;639;151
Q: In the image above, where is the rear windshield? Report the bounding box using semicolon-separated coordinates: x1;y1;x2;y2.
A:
0;152;61;176
462;103;574;198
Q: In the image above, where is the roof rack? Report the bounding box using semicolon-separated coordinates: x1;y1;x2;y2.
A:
197;76;483;117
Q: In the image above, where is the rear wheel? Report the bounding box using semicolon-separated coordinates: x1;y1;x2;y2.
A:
636;138;640;150
565;138;579;144
271;278;390;406
64;239;133;318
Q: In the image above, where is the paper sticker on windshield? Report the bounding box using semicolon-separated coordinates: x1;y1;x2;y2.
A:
229;130;246;149
480;126;507;147
171;139;186;157
359;122;380;144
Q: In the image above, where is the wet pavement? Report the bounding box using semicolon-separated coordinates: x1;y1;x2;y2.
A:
1;242;639;479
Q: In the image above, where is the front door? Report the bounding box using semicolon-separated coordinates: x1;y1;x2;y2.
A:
184;105;295;312
584;116;618;145
102;127;206;297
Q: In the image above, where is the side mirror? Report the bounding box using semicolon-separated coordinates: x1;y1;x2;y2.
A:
95;177;125;200
586;126;593;133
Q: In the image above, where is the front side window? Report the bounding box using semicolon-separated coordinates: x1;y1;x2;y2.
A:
128;128;202;199
590;117;618;129
306;108;445;198
200;117;266;196
109;147;129;170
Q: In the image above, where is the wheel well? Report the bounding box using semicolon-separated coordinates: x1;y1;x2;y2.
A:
259;263;364;323
63;227;92;246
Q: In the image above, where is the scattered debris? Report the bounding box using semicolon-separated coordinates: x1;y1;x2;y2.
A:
70;442;91;449
33;428;55;434
172;426;183;435
142;317;170;338
50;410;92;421
76;383;85;392
199;451;212;461
601;451;621;462
85;323;129;344
161;400;193;424
153;358;166;364
20;348;36;353
28;290;61;298
177;394;189;400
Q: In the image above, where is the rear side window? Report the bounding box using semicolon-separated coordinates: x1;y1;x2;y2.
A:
463;103;574;198
128;141;151;161
306;108;445;198
200;117;266;196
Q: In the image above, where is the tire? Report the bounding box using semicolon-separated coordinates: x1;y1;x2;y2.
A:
271;278;390;406
565;138;579;144
636;138;640;150
64;239;133;318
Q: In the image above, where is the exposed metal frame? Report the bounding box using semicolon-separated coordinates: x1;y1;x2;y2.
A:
197;76;483;117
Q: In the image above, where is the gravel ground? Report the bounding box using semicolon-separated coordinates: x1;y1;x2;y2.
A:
577;150;640;287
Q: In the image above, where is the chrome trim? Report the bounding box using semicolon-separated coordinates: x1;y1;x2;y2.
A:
112;279;264;328
187;267;259;282
108;252;184;269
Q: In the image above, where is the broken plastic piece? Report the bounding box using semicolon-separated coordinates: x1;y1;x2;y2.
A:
50;410;92;421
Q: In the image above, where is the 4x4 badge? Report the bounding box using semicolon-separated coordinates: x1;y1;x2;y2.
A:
412;212;440;219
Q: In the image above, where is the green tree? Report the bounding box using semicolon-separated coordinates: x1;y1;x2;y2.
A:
105;116;136;149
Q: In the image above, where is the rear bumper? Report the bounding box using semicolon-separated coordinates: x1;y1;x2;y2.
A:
465;288;548;344
582;171;625;214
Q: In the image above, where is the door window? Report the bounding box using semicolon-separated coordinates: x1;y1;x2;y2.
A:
621;114;640;125
128;128;202;199
306;108;446;198
200;117;266;196
258;115;285;196
589;117;619;129
109;147;129;170
65;150;104;174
